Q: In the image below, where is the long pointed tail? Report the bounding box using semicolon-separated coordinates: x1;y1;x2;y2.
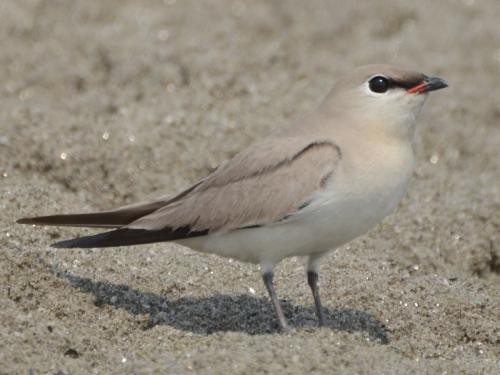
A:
17;213;127;228
51;226;209;248
16;201;168;228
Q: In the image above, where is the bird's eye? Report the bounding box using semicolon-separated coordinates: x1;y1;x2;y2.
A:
368;76;390;93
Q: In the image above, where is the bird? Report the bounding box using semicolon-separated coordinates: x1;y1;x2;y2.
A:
17;65;448;332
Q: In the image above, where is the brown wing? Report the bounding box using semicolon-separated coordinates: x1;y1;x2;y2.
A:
48;138;341;248
129;139;341;233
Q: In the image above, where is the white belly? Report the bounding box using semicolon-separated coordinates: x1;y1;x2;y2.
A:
180;146;415;265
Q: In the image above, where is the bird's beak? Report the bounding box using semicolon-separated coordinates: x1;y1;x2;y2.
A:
407;77;448;94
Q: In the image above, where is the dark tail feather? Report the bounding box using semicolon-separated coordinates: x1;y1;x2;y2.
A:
51;227;209;248
16;181;205;228
16;202;168;228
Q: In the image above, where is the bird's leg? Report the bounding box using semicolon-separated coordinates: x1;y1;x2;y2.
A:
307;270;325;326
307;254;326;326
262;272;289;332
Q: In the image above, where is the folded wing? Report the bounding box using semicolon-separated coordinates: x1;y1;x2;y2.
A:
129;139;341;233
19;136;341;248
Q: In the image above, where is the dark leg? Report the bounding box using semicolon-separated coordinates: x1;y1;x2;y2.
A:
262;272;290;332
307;271;325;326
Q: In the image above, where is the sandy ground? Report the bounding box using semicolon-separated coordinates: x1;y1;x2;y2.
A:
1;0;499;373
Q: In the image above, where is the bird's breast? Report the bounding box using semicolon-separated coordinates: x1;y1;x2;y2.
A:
301;140;415;247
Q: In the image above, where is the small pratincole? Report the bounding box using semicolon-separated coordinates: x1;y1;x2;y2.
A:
18;65;448;332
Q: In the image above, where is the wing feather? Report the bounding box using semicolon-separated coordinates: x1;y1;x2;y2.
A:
19;136;341;249
16;180;204;228
128;140;341;233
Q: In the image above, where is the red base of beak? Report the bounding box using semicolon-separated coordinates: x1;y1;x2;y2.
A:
407;82;428;94
407;77;448;94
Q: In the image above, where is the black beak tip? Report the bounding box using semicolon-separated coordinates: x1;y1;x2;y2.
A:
426;77;448;92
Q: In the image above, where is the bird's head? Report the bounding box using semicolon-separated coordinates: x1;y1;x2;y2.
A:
323;64;448;141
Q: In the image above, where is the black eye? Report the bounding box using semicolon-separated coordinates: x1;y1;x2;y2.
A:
368;76;390;93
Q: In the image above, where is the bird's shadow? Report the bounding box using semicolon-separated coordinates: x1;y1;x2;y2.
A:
55;270;389;343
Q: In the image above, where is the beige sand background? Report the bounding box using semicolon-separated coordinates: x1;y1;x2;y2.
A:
1;0;499;373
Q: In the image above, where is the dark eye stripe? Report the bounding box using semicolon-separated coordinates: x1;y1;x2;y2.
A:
368;74;427;93
388;75;427;90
